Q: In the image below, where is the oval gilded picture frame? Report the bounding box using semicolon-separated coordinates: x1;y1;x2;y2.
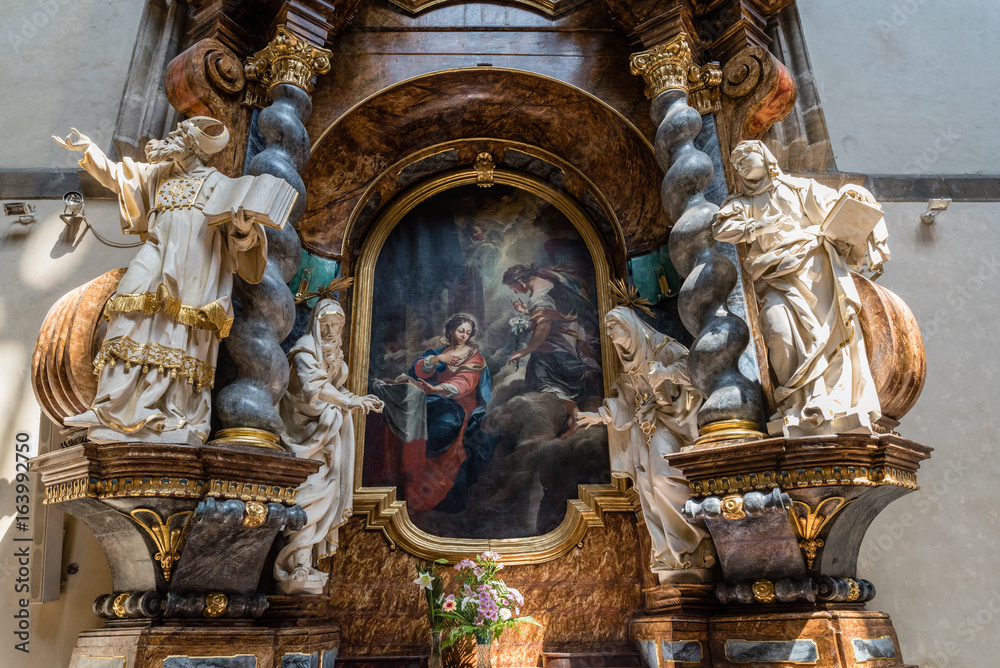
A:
347;167;632;565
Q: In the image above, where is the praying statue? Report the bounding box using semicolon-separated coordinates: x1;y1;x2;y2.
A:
274;290;383;594
714;140;890;437
577;306;713;582
53;117;288;444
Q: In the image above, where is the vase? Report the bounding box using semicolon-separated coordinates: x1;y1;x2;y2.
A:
429;629;443;668
474;629;493;668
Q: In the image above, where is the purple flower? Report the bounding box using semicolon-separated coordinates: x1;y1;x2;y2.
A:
455;559;476;570
473;566;485;578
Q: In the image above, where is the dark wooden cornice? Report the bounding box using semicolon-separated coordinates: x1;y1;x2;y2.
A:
186;0;364;53
603;0;793;60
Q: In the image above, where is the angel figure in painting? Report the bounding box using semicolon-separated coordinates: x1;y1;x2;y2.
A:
713;140;890;437
371;313;493;513
53;118;275;444
275;285;383;595
503;264;602;415
576;302;712;581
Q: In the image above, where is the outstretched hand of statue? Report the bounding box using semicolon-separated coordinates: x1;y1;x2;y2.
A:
52;128;91;151
575;411;605;429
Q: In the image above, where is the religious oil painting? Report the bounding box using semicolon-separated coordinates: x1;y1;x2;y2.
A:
360;182;612;540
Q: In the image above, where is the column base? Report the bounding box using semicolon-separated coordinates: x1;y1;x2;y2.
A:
209;427;285;451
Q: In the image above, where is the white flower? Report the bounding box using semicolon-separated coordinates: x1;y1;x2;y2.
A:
413;572;435;590
462;596;477;610
496;563;504;569
499;608;512;620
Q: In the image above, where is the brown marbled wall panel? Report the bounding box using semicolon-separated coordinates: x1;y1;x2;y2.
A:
308;0;653;145
302;68;667;259
327;512;644;664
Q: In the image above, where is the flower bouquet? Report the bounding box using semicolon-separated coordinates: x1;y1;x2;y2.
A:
414;551;541;668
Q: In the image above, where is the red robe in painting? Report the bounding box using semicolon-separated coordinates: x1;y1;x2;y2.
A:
395;348;487;512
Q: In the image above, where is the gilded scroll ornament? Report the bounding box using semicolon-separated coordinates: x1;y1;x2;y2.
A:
688;465;918;497
791;497;852;569
752;580;776;604
720;495;746;520
242;500;268;528
124;508;194;582
244;25;333;96
845;578;861;602
112;592;130;618
629;33;722;114
204;592;228;617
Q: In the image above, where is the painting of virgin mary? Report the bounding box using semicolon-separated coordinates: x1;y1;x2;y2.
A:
361;183;611;539
371;314;493;513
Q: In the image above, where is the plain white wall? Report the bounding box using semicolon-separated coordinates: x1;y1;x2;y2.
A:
857;202;1000;668
0;0;146;168
797;0;1000;174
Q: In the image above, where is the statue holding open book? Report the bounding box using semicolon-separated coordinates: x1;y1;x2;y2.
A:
714;140;891;437
53;117;297;444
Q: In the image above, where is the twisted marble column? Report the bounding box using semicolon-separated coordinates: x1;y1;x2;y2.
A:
631;35;765;442
214;27;331;447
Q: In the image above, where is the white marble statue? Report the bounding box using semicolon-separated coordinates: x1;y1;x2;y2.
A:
714;140;890;437
577;306;711;581
274;295;383;595
54;118;268;444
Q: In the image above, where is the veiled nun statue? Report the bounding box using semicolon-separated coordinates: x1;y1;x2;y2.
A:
275;282;383;594
577;300;712;581
714;140;890;437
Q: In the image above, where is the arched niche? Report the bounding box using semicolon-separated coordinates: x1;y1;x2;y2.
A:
300;67;668;263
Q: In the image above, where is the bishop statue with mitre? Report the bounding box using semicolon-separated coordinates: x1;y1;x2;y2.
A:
54;117;294;445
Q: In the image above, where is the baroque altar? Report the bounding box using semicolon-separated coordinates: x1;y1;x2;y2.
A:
28;2;932;667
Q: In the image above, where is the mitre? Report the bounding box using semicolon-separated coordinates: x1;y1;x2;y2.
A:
181;116;230;156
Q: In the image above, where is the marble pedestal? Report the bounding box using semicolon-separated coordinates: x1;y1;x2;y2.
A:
32;441;335;668
633;433;933;668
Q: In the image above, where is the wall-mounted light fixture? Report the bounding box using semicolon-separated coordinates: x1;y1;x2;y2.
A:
4;201;36;224
920;198;951;225
60;191;86;227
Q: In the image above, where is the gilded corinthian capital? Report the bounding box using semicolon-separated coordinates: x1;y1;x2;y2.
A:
629;33;722;115
244;25;333;105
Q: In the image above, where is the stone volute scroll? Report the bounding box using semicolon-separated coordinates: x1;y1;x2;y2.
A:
51;117;296;445
576;282;715;583
274;279;384;595
714;139;891;437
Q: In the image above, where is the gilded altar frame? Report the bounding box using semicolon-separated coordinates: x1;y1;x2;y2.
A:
346;168;633;565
